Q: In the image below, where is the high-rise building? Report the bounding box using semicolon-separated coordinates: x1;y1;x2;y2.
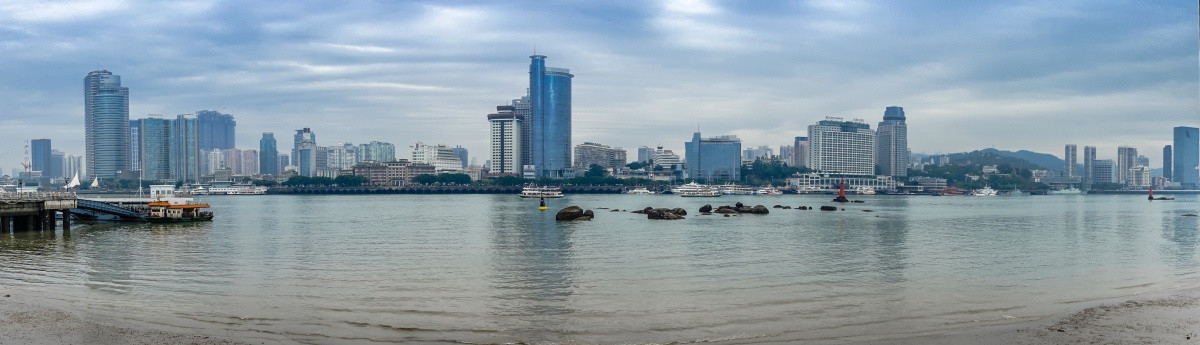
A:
84;70;130;179
136;116;172;180
259;132;278;175
574;142;626;171
63;154;84;180
325;143;358;170
1116;146;1137;185
685;132;742;181
808;118;875;176
169;114;200;182
1064;144;1077;177
876;106;908;177
1175;126;1199;189
1083;146;1096;184
652;146;683;168
1093;159;1115;184
511;96;533;168
411;142;462;172
1163;145;1172;180
294;128;317;177
357;141;397;163
779;145;795;166
637;146;654;164
452;146;468;169
528;55;574;178
793;136;809;168
742;146;773;162
196;110;236;150
49;150;64;180
1136;155;1149;168
129;120;140;172
488;106;523;175
31;138;51;176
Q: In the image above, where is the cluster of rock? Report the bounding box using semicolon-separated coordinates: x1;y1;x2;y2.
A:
700;202;769;215
556;206;595;221
632;207;688;220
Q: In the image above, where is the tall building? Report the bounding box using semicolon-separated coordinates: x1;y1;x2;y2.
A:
488;106;523;175
84;70;130;179
169;114;200;182
875;106;908;177
1064;144;1077;177
808;118;875;176
511;96;533;168
1163;145;1172;180
742;146;773;162
196;110;236;150
779;145;795;166
1175;126;1199;189
411;143;462;172
293;128;317;177
325;143;358;170
528;55;574;178
259;132;278;175
574;142;626;171
1083;146;1096;184
1116;146;1137;185
685;132;742;181
793;136;809;168
452;146;468;169
49;150;64;180
1093;159;1115;184
63;154;84;180
136;116;172;180
31;138;51;176
1136;155;1150;168
637;146;654;164
358;141;397;162
129;120;140;172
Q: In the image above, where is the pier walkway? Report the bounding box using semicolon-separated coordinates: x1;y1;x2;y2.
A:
0;192;77;232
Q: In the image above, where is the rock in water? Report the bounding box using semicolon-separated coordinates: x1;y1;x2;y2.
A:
750;205;770;214
672;208;688;216
819;206;837;211
556;206;584;221
582;210;595;219
647;208;685;220
735;202;745;208
699;204;713;213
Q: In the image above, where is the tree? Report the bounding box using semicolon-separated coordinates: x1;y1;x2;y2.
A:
412;174;438;185
626;161;648;170
333;175;368;186
584;164;608;178
436;173;472;185
489;176;530;186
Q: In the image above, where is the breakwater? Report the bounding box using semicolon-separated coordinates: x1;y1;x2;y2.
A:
268;185;626;194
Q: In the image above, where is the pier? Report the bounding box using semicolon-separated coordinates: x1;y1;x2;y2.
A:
0;192;77;232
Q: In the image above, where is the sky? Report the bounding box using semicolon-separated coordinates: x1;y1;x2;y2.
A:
0;0;1197;173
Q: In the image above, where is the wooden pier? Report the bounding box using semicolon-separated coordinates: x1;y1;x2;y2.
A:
0;192;77;232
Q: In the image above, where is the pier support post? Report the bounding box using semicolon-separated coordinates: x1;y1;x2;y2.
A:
61;210;71;232
1;216;8;233
12;216;27;232
42;211;53;232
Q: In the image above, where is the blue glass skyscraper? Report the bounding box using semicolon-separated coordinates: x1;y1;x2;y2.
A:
31;138;51;177
85;70;130;179
528;55;574;178
260;132;279;175
196;110;236;150
137;117;172;180
1174;126;1199;189
685;132;742;181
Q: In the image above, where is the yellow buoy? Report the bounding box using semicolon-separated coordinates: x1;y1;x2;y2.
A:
538;197;548;211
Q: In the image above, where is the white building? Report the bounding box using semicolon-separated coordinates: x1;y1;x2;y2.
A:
651;146;682;168
411;142;462;173
488;110;523;175
808;117;875;176
326;143;358;170
788;173;898;192
876;107;908;177
357;141;396;162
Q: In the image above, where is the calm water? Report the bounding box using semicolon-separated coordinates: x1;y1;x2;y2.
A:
1;194;1197;344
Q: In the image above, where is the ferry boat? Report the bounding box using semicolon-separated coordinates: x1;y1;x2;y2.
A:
1047;187;1083;195
853;187;876;195
147;200;213;223
626;187;656;195
754;187;783;195
519;184;564;198
972;186;998;196
673;182;721;197
718;184;756;195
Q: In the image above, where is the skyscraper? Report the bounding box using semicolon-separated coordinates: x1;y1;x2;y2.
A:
196;110;236;150
1116;146;1137;186
511;96;532;168
793;136;809;168
488;106;523;175
84;70;130;179
294;128;317;177
259;132;278;175
31;138;51;176
876;106;908;177
357;141;397;163
453;146;469;169
169;114;200;182
685;132;742;181
1163;145;1172;180
1083;146;1096;184
136;116;171;180
808;118;875;176
49;150;64;179
528;55;574;178
1174;126;1199;189
1064;144;1077;177
1093;159;1115;184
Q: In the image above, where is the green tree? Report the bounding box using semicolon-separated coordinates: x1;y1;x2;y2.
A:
584;164;608;178
626;161;648;170
412;174;438;185
333;175;368;186
436;173;472;185
489;176;530;186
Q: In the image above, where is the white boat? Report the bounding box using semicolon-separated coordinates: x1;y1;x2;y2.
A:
191;186;210;195
853;186;875;195
519;185;564;198
972;186;998;196
673;182;721;197
754;187;783;195
626;187;656;195
718;184;756;195
1047;187;1083;195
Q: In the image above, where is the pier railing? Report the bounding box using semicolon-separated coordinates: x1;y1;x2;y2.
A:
0;192;77;201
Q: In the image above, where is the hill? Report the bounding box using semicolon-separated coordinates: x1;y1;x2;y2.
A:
943;149;1049;171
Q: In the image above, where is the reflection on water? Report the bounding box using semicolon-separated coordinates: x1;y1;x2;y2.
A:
0;194;1195;344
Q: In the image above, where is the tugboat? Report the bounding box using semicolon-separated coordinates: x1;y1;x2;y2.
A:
146;200;213;222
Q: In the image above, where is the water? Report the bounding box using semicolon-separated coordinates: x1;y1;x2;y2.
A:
0;194;1197;344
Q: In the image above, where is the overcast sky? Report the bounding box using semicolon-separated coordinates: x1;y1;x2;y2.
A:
0;0;1196;173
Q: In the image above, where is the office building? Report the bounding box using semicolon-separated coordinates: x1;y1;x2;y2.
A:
1116;146;1137;185
808;118;875;176
1083;146;1096;184
779;145;795;166
129;120;140;172
325;143;358;170
488;107;523;174
357;141;397;163
528;55;574;178
1093;159;1116;184
63;154;84;180
196;110;236;150
84;70;130;179
1064;144;1077;177
411;142;462;172
876;106;908;177
1163;145;1172;180
259;132;278;175
651;146;683;168
452;146;468;169
511;96;533;168
31;138;51;177
685;132;742;181
293;128;317;177
793;136;809;168
1175;126;1199;188
49;150;64;180
136;116;171;180
637;146;654;164
574;142;627;171
169;114;200;182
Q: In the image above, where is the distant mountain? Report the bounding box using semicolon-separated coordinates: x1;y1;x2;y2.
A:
979;148;1065;171
939;149;1047;171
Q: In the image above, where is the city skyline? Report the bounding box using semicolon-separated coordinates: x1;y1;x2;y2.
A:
0;1;1197;169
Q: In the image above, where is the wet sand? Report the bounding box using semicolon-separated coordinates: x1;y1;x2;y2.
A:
0;292;250;345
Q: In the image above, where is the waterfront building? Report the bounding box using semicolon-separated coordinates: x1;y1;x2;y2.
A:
196;110;236;150
352;160;437;186
324;143;358;170
357;141;397;163
685;132;742;181
808;118;875;176
259;132;279;175
876;106;908;177
793;136;809;168
240;149;259;176
1092;159;1116;184
84;70;130;179
1116;146;1137;185
1175;126;1199;189
511;96;533;167
129;120;140;173
1064;144;1077;177
279;154;289;173
574;142;627;171
910;176;947;190
637;146;654;164
453;146;468;169
411;142;462;172
293;128;317;177
201;149;221;177
1163;145;1172;180
1083;146;1096;184
488;107;523;174
31;138;51;177
788;173;898;192
528;55;574;178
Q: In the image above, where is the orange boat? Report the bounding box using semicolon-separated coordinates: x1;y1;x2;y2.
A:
147;201;214;223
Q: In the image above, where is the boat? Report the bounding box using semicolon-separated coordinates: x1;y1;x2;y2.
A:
718;184;756;195
147;200;213;223
626;186;656;195
853;186;875;195
754;186;783;195
190;186;210;195
519;184;564;198
672;182;721;197
972;186;998;196
1047;187;1083;195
